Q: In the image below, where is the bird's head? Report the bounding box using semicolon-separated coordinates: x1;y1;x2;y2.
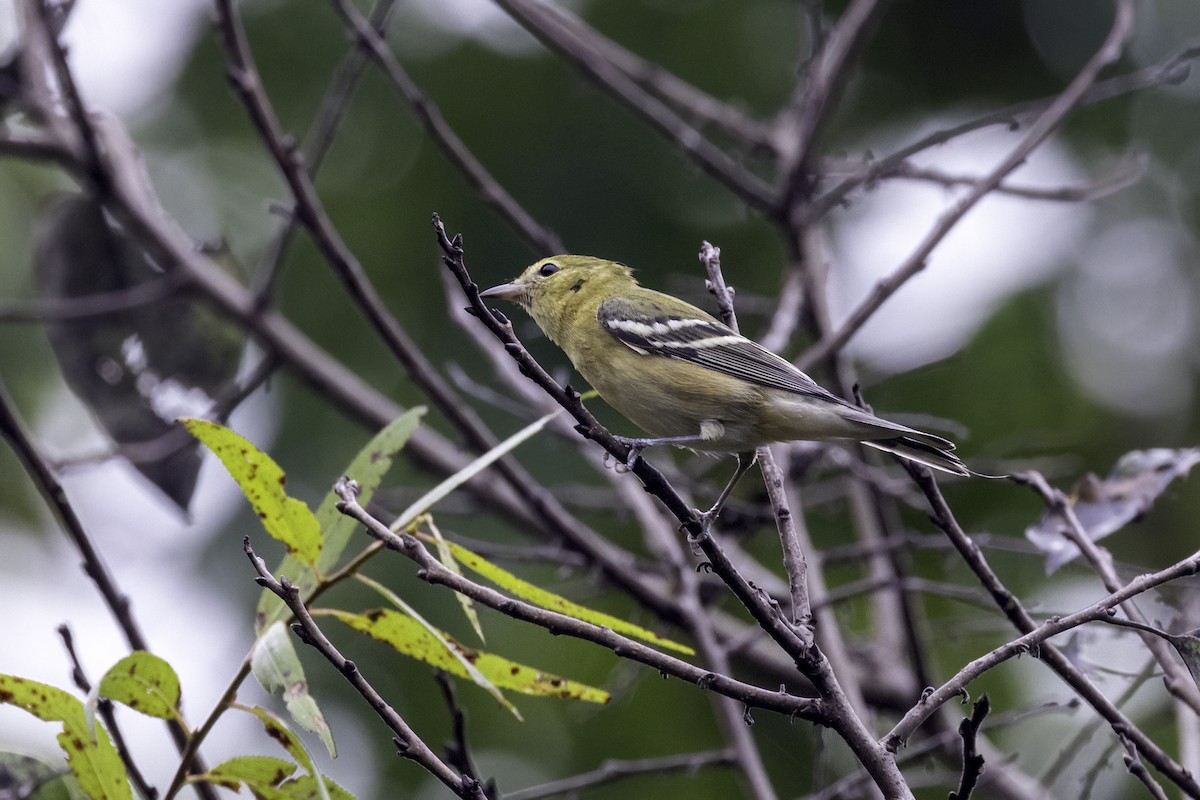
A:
480;255;634;310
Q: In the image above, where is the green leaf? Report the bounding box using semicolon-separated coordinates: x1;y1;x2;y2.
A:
249;622;336;758
444;540;695;655
0;675;130;800
354;575;519;719
428;518;484;644
181;418;321;564
329;608;610;704
391;407;561;532
203;756;352;800
96;652;181;721
256;409;425;632
235;705;324;796
203;755;297;793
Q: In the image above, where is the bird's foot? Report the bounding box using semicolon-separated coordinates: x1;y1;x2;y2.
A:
611;435;649;468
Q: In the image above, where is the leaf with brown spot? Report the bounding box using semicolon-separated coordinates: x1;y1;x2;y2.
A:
255;409;425;633
97;651;180;721
250;622;336;758
182;418;321;564
329;608;609;704
0;674;130;799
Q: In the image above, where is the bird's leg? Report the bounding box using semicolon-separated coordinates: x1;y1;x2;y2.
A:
697;450;757;530
611;433;710;467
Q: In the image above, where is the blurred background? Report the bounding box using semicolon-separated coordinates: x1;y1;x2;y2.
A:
2;0;1200;797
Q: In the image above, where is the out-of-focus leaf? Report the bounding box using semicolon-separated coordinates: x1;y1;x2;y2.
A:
1026;448;1200;573
96;651;180;721
249;622;335;758
0;751;85;800
443;539;695;655
34;193;245;512
0;675;129;800
256;408;425;632
1167;629;1200;692
329;608;610;704
181;418;321;564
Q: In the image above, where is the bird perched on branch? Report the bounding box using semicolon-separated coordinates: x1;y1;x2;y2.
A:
481;255;970;522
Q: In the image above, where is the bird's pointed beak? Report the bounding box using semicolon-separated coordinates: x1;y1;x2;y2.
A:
479;281;527;303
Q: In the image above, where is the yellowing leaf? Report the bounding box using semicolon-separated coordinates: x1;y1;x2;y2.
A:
0;674;130;800
182;418;321;564
329;609;609;703
234;704;325;795
354;575;519;718
97;652;180;721
257;409;426;632
428;518;484;644
203;755;297;793
445;540;694;655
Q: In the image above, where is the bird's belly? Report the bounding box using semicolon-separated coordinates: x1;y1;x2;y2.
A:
578;354;768;453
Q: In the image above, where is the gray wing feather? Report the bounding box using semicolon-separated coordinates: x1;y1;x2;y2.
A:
597;297;835;402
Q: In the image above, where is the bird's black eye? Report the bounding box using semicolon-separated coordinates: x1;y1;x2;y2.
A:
538;261;560;277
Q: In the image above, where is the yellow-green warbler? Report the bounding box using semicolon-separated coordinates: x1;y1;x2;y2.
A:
482;256;969;520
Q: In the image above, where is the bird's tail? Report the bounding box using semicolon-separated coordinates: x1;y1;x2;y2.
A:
862;436;971;477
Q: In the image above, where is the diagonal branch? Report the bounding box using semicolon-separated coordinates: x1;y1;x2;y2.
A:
493;0;777;214
326;0;563;255
799;0;1136;369
245;538;488;799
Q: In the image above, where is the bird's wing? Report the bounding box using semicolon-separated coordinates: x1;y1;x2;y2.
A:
597;296;838;402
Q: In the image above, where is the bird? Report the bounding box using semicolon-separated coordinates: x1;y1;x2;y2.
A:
480;255;970;523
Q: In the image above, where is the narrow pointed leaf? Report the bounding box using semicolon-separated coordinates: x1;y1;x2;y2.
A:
329;608;609;704
250;622;335;757
354;575;517;718
444;540;694;655
182;418;321;564
257;408;425;632
391;408;561;532
235;704;325;799
428;518;484;643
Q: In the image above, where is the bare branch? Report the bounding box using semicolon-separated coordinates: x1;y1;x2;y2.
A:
326;0;563;255
245;537;488;799
800;0;1137;369
493;0;778;214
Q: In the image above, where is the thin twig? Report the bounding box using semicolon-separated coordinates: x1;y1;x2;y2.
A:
0;367;214;796
244;538;487;799
326;0;563;255
493;0;777;214
505;749;737;800
58;624;159;800
1015;469;1200;716
799;0;1137;368
812;43;1200;217
948;695;989;800
891;463;1200;797
333;478;822;719
251;0;403;306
